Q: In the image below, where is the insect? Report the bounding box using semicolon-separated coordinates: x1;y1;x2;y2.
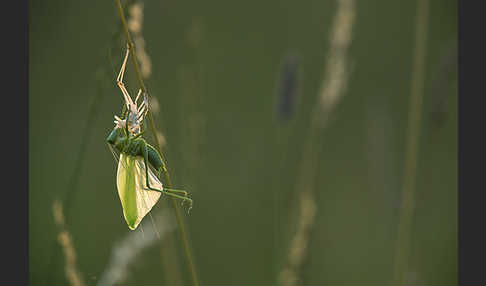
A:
107;46;192;230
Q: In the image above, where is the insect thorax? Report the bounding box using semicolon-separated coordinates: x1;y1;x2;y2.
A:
108;128;162;172
120;138;145;157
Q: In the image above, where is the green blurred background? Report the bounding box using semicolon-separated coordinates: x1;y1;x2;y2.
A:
29;0;457;285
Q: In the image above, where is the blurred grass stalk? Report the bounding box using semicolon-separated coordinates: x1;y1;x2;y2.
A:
97;210;176;286
427;38;457;133
272;52;301;280
115;1;200;286
278;0;355;285
45;70;106;286
43;2;132;281
126;2;183;286
391;0;430;285
52;200;87;286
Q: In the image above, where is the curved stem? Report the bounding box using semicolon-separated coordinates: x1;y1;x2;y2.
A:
115;1;200;286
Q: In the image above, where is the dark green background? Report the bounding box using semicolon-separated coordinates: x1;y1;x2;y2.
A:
30;0;457;285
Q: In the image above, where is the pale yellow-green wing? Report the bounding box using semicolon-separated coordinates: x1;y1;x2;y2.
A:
116;153;162;230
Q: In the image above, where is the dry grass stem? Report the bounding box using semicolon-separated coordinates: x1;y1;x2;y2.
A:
126;3;180;286
391;0;430;284
115;1;200;285
279;1;356;286
52;200;86;286
97;210;176;286
317;0;355;124
128;2;152;79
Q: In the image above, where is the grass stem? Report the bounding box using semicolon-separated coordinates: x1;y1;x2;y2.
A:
44;41;116;286
115;1;200;286
391;0;430;285
278;1;355;285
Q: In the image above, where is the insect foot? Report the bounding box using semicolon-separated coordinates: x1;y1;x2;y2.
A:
179;196;193;212
185;199;193;214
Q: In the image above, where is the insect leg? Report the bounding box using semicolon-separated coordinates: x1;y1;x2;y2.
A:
137;91;148;123
163;187;189;196
116;45;129;84
116;46;135;110
132;118;147;140
125;109;131;136
135;89;142;105
141;142;193;206
133;130;145;139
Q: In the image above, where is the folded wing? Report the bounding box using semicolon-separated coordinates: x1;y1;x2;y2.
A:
117;154;162;230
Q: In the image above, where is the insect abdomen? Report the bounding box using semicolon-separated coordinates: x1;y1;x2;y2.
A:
147;144;163;172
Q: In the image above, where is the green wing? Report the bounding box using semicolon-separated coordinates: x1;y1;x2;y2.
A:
117;153;162;230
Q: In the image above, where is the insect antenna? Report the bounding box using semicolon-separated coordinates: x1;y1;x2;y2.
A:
148;212;161;239
107;143;120;166
137;160;162;239
107;143;132;173
139;224;145;239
